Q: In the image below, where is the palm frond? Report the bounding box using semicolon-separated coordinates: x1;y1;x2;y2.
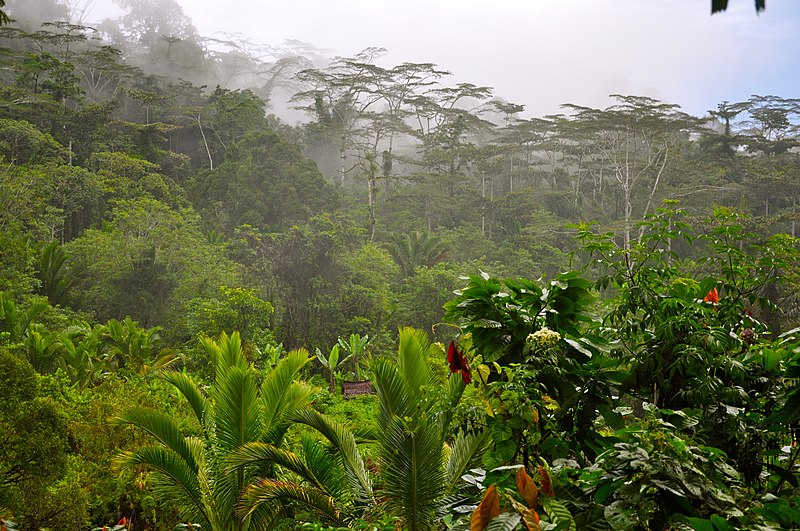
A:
397;327;437;403
436;372;467;436
260;348;312;436
117;408;199;473
212;366;261;452
215;331;248;373
116;447;208;528
199;334;223;373
161;371;208;430
301;435;347;499
243;500;288;531
226;442;331;494
150;350;180;373
240;479;344;526
371;357;414;424
292;408;374;504
353;425;379;443
379;417;445;531
445;430;491;494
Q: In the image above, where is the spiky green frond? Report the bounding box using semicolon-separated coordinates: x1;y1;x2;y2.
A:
260;348;311;436
161;371;208;429
199;334;223;371
387;231;448;276
212;366;261;452
117;408;199;473
219;331;247;370
371;357;415;424
378;417;446;531
301;435;347;499
200;331;248;380
245;501;289;531
239;479;344;526
436;371;467;436
445;430;491;493
292;408;374;505
397;327;437;403
262;383;315;451
116;447;208;528
226;442;331;494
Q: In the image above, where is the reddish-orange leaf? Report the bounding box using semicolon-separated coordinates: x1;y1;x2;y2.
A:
704;287;719;304
516;468;539;508
117;517;127;527
538;465;554;497
447;341;463;372
471;484;500;531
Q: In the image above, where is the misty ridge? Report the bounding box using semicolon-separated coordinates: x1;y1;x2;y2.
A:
3;1;800;530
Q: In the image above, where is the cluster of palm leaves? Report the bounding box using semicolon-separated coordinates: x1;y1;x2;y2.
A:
386;231;448;277
118;328;489;530
0;293;170;384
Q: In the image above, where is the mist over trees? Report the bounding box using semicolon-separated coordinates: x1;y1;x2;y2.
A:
1;1;800;530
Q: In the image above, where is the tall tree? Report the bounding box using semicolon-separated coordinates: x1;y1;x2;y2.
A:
293;47;388;185
562;95;699;247
188;130;333;233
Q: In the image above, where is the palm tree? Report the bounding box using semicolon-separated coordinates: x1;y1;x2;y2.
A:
102;317;175;375
387;231;448;277
35;241;79;306
116;331;314;531
237;328;489;530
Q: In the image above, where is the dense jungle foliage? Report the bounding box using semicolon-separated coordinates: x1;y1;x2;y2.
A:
1;1;799;530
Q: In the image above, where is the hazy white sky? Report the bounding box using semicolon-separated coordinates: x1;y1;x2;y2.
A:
85;0;800;119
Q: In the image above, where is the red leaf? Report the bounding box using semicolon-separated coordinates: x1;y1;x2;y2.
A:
538;465;554;497
471;484;500;531
704;287;719;304
447;341;462;372
516;468;539;508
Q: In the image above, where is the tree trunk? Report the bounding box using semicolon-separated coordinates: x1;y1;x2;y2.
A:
367;176;377;241
195;114;213;170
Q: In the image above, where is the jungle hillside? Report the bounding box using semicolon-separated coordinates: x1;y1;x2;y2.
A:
1;1;800;530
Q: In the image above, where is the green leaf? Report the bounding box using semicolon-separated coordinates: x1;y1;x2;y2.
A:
564;338;593;358
494;439;517;462
541;497;575;530
485;512;522;531
604;500;635;530
709;515;735;531
686;517;715;531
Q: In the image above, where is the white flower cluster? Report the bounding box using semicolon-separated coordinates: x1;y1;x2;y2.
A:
527;327;561;350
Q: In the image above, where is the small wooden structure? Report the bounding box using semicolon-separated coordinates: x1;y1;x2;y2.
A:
342;380;373;398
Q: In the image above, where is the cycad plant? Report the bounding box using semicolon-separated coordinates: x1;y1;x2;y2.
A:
238;328;489;530
387;231;448;277
35;240;79;306
117;331;314;531
369;328;488;530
